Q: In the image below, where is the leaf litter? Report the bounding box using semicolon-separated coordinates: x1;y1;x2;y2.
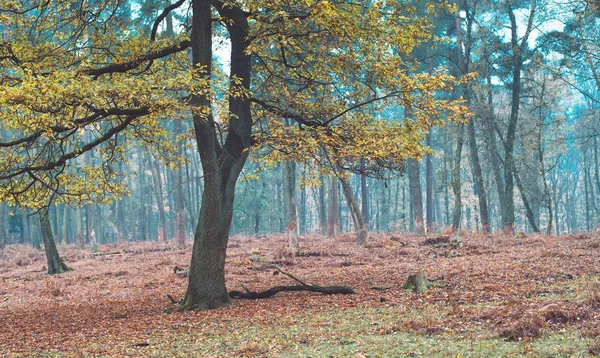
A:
0;233;599;356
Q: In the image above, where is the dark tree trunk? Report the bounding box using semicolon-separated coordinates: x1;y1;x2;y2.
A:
502;0;536;233
178;0;251;311
39;209;71;275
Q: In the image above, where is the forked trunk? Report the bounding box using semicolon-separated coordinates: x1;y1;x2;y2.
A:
176;0;251;311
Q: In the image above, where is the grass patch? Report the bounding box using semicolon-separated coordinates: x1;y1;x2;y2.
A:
18;305;593;357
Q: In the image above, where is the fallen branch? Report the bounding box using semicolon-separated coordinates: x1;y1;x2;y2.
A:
92;251;123;257
229;264;355;299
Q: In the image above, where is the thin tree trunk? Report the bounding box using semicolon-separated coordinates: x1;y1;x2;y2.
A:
318;174;327;235
0;203;6;255
299;172;307;235
327;176;341;237
167;119;187;249
426;129;434;232
467;118;490;232
360;162;369;229
151;156;167;242
409;158;424;234
584;152;591;232
339;176;368;244
452;124;464;232
483;76;505;229
39;209;71;275
514;167;541;233
283;160;299;252
502;0;536;233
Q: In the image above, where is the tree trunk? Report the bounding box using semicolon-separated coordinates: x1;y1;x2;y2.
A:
327;176;341;237
452;124;464;232
39;209;71;275
299;171;307;235
514;167;541;233
61;205;69;245
426;129;434;232
318;174;327;235
0;203;6;255
502;0;536;233
283;160;299;251
177;0;251;311
467;118;490;232
409;158;424;235
483;74;505;229
339;176;368;245
360;162;369;228
151;156;167;242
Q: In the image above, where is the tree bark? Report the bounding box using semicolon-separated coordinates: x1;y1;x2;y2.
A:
483;73;505;229
502;0;536;233
426;129;434;232
177;0;251;311
360;162;370;228
318;174;327;235
39;209;71;275
327;176;341;237
339;176;368;245
0;203;6;255
151;156;167;242
409;158;424;234
283;160;299;251
467;119;490;232
514;166;541;233
451;124;464;233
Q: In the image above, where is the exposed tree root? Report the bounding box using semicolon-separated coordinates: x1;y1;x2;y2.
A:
166;265;355;310
229;265;355;299
229;284;355;299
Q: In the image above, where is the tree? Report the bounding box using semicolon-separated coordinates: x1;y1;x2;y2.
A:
501;0;538;233
0;0;467;309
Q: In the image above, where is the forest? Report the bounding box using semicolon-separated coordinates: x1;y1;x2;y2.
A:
0;0;599;356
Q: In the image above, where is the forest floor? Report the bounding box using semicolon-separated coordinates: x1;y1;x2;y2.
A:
1;231;599;357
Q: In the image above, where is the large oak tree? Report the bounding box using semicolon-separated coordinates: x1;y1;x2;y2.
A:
0;0;467;309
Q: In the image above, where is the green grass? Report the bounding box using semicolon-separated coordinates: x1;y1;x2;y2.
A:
46;305;590;357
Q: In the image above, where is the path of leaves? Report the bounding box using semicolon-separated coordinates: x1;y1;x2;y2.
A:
1;232;599;355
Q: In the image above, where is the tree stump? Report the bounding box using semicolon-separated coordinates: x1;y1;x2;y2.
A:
402;274;433;293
